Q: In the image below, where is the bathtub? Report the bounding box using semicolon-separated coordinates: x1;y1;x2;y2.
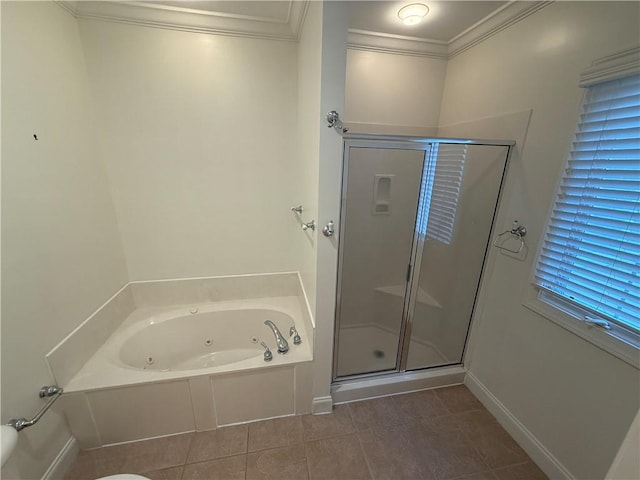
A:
49;273;314;448
120;307;286;371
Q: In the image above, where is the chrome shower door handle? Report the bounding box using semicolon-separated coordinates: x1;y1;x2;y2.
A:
322;221;334;237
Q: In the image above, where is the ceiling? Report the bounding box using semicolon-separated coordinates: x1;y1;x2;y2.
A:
65;1;547;58
347;1;507;43
149;1;292;22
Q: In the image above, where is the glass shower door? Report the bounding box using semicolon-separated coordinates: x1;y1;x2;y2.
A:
404;143;510;370
334;145;426;378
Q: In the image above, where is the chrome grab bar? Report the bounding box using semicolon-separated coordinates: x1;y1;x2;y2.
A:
8;385;63;431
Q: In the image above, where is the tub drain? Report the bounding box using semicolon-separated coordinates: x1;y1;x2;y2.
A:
145;356;154;365
373;349;385;359
204;339;213;346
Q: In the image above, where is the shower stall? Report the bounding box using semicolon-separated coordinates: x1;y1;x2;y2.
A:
333;136;512;380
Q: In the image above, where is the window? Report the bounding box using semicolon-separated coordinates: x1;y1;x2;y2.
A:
418;143;468;244
530;72;640;362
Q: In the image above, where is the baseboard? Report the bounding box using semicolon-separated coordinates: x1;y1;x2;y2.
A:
465;372;574;480
41;436;79;480
312;396;333;414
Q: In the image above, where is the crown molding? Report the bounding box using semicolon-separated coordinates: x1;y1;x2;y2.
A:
56;0;552;55
579;46;640;87
290;1;309;41
348;1;554;60
448;1;553;58
347;29;449;59
60;1;307;42
55;1;79;17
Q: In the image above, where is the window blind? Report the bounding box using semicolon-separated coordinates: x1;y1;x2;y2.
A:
534;74;640;333
418;144;468;245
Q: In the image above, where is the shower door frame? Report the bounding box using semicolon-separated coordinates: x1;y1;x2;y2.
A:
332;134;515;383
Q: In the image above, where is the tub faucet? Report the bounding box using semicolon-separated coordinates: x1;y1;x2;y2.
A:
264;320;289;354
289;326;301;345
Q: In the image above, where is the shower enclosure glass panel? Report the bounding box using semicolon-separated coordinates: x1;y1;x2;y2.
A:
335;146;426;377
405;144;510;370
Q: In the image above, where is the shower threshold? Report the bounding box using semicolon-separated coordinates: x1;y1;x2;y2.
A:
331;364;466;404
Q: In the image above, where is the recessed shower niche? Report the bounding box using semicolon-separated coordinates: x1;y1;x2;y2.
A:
334;136;512;379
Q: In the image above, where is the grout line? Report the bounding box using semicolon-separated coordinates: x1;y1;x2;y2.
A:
183;431;196;466
243;452;248;480
304;441;313;480
355;430;374;480
181;453;248;469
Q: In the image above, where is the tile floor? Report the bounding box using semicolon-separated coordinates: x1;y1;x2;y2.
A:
65;385;548;480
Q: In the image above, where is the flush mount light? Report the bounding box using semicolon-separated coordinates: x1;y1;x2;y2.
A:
397;3;429;26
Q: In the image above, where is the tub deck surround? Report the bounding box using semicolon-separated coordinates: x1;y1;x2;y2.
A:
46;272;314;389
47;273;315;448
64;297;312;393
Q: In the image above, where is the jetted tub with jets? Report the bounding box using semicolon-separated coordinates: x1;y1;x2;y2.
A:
50;275;314;448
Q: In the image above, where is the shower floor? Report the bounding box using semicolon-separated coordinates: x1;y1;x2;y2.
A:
336;324;446;377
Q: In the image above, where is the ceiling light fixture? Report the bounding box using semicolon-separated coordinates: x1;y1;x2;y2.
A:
397;3;429;26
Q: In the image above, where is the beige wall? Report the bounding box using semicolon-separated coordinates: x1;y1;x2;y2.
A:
1;2;129;478
438;2;640;478
78;20;300;281
295;1;323;316
312;1;348;409
345;49;447;134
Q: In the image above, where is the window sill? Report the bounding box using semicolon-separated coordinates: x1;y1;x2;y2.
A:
522;286;640;369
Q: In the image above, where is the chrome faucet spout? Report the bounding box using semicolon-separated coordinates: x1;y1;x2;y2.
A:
264;320;289;354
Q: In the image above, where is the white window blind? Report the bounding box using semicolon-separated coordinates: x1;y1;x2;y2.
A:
418;144;468;244
534;74;640;334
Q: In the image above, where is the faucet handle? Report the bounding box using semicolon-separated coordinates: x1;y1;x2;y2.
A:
289;326;301;345
260;341;273;362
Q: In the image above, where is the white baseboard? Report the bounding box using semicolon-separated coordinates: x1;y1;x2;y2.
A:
465;372;573;480
312;396;334;414
42;436;79;480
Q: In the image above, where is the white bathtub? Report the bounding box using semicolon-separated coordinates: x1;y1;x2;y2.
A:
119;307;297;371
50;274;315;448
64;297;312;392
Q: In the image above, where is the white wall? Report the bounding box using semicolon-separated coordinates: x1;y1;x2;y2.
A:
438;2;640;478
345;50;447;135
295;0;323;316
606;410;640;480
78;20;300;281
312;1;348;410
1;3;128;478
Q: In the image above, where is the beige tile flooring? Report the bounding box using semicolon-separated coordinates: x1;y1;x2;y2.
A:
65;385;548;480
